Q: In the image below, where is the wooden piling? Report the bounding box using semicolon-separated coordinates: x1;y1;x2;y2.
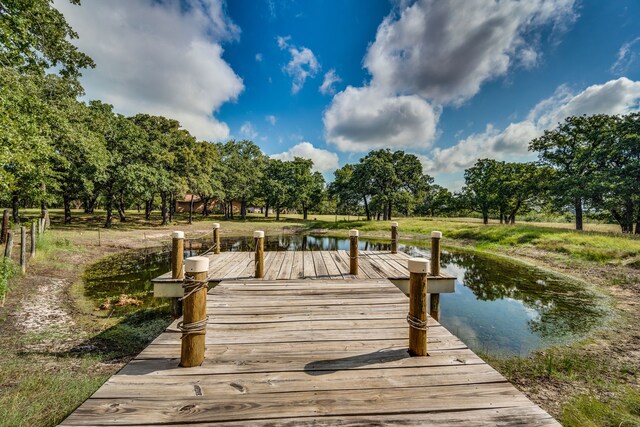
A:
391;221;398;254
430;231;441;276
20;226;26;273
430;231;442;322
212;223;220;254
408;258;428;356
349;230;359;275
180;256;209;368
1;209;8;244
254;231;264;278
30;221;36;258
4;231;12;258
171;231;185;318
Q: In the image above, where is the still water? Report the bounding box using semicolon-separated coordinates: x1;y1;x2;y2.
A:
85;234;606;356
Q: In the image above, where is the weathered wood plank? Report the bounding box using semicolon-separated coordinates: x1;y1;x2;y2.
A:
65;276;558;426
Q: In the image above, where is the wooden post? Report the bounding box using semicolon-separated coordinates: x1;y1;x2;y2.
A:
254;231;264;278
30;221;36;258
180;256;209;367
4;231;13;258
391;221;398;254
430;231;442;322
39;218;44;235
43;209;50;229
212;223;220;254
408;258;428;356
171;231;185;318
349;229;358;275
20;226;26;273
1;209;9;244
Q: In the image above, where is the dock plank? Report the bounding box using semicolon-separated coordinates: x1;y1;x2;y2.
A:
64;278;558;426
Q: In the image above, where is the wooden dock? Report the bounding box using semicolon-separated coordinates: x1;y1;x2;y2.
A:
152;250;455;283
63;277;559;426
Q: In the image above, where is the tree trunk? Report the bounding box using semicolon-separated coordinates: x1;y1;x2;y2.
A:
145;199;152;220
499;212;504;224
229;201;234;219
482;209;488;225
376;212;381;221
188;196;194;224
201;196;209;216
63;193;72;224
168;193;174;222
363;197;370;221
104;191;113;228
11;192;19;224
624;198;634;233
265;201;269;218
84;196;97;214
387;200;392;221
241;199;246;220
161;192;168;225
303;205;308;220
574;197;583;231
118;195;127;222
276;206;280;221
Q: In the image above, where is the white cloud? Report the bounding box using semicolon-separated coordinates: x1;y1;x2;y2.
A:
364;0;576;105
271;142;339;173
278;36;320;94
324;86;440;152
55;0;244;141
323;0;576;154
423;77;640;174
255;53;263;62
265;115;277;125
319;69;342;95
239;121;258;140
611;37;640;75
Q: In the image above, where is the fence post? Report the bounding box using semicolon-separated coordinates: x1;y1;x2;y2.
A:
391;221;398;254
430;231;442;322
254;231;264;278
212;223;220;254
30;221;36;258
408;258;428;356
171;231;185;318
1;209;8;244
20;226;26;273
180;256;209;367
349;229;359;275
4;231;13;258
43;209;50;230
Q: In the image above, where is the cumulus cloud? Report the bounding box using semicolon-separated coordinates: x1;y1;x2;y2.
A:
324;0;576;153
54;0;243;141
319;69;342;95
364;0;576;105
422;78;640;174
271;142;339;173
278;36;320;94
239;121;258;140
255;53;263;62
324;86;440;152
265;115;277;125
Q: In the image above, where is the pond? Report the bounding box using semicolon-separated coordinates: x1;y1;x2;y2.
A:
85;234;607;357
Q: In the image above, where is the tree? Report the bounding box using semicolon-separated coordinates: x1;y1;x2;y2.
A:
329;164;361;216
530;115;610;230
0;0;94;78
218;140;267;220
419;185;454;216
462;159;502;224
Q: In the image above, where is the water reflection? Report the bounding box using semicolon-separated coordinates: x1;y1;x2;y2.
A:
84;234;606;356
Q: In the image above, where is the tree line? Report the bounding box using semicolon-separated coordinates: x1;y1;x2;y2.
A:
1;1;638;233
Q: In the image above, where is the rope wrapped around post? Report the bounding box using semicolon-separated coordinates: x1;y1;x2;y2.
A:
180;256;209;367
406;313;428;331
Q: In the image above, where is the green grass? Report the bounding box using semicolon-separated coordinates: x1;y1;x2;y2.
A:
304;217;640;265
562;386;640;427
0;257;18;302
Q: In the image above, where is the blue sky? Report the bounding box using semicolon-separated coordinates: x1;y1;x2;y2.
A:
56;0;640;189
